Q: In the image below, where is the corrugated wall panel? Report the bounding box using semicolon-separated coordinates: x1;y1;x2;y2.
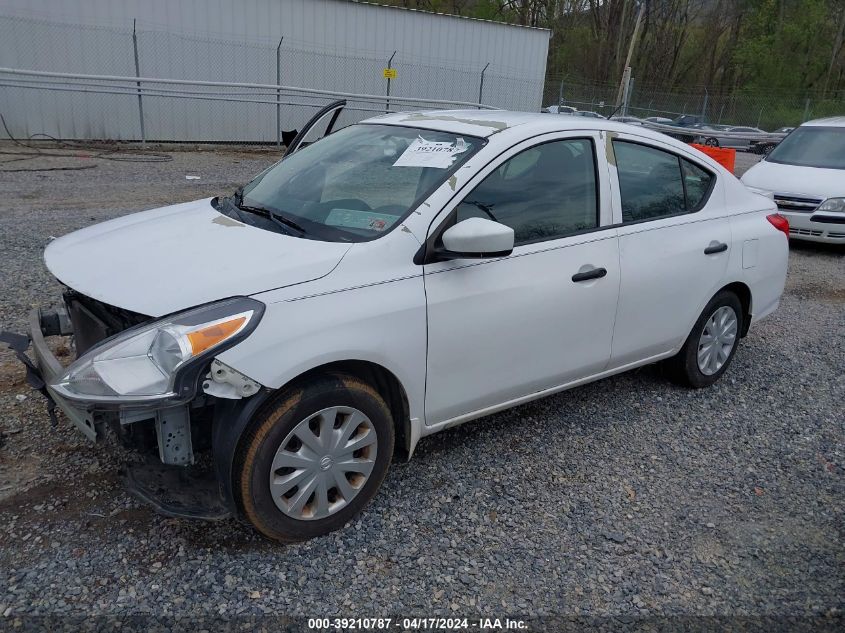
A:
0;0;549;141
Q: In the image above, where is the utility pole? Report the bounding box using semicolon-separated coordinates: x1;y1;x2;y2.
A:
624;76;634;116
615;1;645;109
619;67;632;116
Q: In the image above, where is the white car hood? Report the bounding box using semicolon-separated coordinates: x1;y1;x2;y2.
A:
741;160;845;198
44;198;351;317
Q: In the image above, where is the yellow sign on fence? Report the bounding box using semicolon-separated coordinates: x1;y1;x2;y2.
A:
382;68;397;80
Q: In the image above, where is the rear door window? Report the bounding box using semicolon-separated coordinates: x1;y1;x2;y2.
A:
613;141;714;222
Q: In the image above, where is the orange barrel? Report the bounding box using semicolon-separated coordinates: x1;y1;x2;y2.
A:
689;143;736;174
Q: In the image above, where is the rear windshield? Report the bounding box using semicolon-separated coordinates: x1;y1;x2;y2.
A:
766;126;845;170
241;124;484;242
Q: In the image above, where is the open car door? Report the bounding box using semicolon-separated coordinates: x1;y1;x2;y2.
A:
283;99;347;157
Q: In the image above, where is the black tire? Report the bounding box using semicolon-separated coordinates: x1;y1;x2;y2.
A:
234;374;394;543
704;137;719;147
665;290;744;388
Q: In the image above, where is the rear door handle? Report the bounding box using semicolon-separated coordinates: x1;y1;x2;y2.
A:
704;241;728;255
571;267;607;283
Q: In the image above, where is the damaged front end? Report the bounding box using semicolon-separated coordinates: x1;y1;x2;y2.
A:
4;292;266;520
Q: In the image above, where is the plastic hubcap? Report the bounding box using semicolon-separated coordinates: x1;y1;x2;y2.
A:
697;305;738;376
269;406;377;520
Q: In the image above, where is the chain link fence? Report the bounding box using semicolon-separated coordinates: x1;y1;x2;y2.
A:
0;14;543;143
3;13;839;143
543;77;845;130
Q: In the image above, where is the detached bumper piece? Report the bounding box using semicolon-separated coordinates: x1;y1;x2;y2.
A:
0;331;54;428
1;308;82;433
124;461;231;521
27;307;100;440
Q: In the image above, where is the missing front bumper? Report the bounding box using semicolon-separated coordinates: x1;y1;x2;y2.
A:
123;461;230;521
5;306;230;519
20;308;196;462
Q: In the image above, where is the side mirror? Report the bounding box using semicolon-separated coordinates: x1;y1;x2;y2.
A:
439;217;514;259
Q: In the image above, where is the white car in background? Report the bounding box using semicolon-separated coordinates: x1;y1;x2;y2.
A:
542;105;577;115
11;106;789;543
644;116;674;126
611;115;646;126
705;126;768;150
573;110;603;118
742;117;845;243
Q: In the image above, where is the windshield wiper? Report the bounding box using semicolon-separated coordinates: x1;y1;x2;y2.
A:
236;202;307;236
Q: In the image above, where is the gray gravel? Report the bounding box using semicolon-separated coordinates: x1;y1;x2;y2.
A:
0;143;843;622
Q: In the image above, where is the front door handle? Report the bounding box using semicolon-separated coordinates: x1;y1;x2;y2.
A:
704;241;728;255
572;267;607;283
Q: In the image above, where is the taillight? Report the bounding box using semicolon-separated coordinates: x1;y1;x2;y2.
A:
767;213;790;238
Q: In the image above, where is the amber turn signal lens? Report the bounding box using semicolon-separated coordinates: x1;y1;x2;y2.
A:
186;316;246;356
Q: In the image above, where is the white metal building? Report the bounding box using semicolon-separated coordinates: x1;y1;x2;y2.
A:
0;0;550;142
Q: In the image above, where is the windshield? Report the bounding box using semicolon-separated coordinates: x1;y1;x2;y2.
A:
239;124;484;242
766;126;845;170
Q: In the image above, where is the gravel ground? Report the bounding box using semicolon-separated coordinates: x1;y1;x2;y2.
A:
0;142;842;625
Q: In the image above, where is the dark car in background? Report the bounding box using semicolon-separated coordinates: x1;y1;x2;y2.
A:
673;114;707;127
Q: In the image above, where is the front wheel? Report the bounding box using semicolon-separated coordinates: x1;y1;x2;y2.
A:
704;137;719;147
665;291;743;388
234;374;394;542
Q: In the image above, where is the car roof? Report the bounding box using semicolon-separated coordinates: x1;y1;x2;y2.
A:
361;109;673;141
802;116;845;127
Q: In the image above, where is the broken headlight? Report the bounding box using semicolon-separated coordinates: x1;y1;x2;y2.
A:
50;297;264;404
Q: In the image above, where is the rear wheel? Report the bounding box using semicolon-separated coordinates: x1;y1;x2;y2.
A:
234;374;394;542
665;291;743;388
704;137;719;147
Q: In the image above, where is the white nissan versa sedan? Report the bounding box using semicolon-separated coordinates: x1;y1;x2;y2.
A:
8;104;789;542
742;117;845;244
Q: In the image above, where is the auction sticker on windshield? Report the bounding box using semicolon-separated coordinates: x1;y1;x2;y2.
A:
325;208;399;232
393;136;468;168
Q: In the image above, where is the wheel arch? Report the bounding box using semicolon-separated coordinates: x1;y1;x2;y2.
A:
292;359;413;461
719;281;752;337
